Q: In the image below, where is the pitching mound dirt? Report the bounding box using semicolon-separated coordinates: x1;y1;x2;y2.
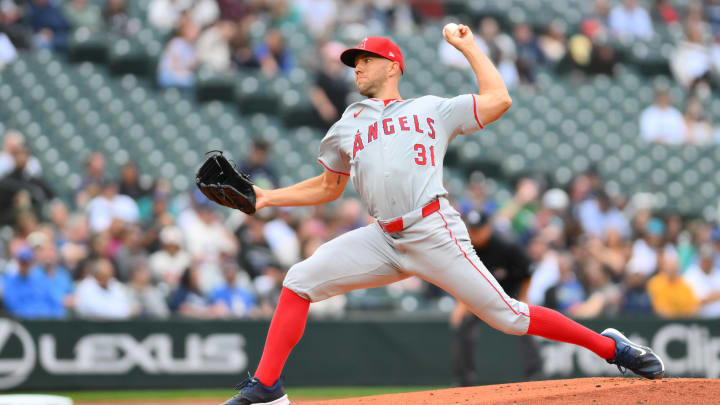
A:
74;377;720;405
304;377;720;405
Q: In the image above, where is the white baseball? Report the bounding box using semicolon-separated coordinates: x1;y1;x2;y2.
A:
443;23;460;37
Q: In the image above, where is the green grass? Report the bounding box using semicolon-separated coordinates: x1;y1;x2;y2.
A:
37;387;440;402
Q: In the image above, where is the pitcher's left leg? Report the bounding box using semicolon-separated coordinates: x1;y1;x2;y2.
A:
405;205;663;379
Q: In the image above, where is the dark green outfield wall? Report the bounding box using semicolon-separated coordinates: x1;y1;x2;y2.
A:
0;317;718;390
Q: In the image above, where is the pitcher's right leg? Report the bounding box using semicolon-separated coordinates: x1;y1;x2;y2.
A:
223;223;407;405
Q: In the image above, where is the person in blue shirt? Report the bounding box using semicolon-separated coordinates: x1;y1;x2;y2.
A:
3;246;65;319
30;239;73;310
210;262;257;318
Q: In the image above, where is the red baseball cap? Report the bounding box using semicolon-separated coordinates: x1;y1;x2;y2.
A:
340;36;404;73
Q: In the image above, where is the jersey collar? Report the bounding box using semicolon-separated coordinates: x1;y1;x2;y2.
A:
369;98;403;106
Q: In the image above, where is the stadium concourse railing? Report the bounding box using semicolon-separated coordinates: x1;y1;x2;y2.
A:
0;316;717;391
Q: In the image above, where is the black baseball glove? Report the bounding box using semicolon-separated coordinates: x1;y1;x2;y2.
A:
195;151;256;214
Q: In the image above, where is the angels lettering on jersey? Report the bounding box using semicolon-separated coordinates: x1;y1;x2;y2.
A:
317;95;485;220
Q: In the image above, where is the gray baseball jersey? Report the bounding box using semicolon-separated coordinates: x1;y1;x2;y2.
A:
285;94;531;336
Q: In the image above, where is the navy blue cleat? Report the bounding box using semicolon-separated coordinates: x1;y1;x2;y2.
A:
220;375;290;405
602;328;665;379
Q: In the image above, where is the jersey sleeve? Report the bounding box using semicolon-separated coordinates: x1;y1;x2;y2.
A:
436;94;485;136
317;124;351;176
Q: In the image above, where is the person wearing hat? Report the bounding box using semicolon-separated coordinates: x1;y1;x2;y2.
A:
225;25;663;405
450;210;542;385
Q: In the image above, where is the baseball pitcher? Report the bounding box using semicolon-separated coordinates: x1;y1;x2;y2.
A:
216;24;664;405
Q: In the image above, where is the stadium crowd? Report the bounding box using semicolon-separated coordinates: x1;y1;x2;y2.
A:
1;0;720;321
1;128;720;321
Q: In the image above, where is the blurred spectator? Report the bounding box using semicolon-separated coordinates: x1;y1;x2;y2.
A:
196;20;236;72
75;151;106;208
639;88;685;144
670;24;711;91
102;0;132;36
513;22;544;84
608;0;653;40
311;41;351;127
126;261;170;318
543;253;585;314
263;0;301;28
0;31;16;68
118;161;150;201
235;213;275;279
647;251;698;318
526;233;560;306
28;0;70;49
216;0;250;20
651;0;678;25
30;236;73;311
457;172;493;217
114;224;148;282
622;261;654;314
157;19;199;89
255;29;293;78
62;0;101;32
497;177;539;240
87;180;139;233
209;262;257;317
538;20;567;64
168;266;228;318
296;0;336;38
708;0;720;34
148;226;191;291
568;260;622;318
75;258;132;319
230;15;259;69
0;144;54;224
684;244;720;318
0;130;42;179
683;97;713;145
628;218;664;277
2;245;65;318
240;140;279;190
1;0;32;49
190;0;220;29
263;209;301;268
147;0;186;33
476;17;518;89
177;190;237;290
587;228;630;279
575;190;630;239
59;213;90;274
571;8;618;76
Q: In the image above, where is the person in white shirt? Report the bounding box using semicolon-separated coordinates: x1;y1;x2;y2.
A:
86;180;139;233
639;89;686;144
75;258;132;319
148;226;191;291
684;244;720;318
608;0;653;40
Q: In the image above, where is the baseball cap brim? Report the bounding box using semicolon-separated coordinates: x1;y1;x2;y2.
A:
340;48;384;68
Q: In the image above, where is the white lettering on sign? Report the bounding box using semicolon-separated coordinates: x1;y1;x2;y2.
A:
39;333;247;375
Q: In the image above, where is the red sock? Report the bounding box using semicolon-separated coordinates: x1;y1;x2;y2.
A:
254;287;310;386
526;305;616;360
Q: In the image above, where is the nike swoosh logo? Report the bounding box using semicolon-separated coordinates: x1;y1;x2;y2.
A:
354;106;365;118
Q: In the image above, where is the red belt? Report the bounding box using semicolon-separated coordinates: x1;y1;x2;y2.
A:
379;199;440;233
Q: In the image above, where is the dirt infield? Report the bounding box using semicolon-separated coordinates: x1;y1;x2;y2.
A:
75;377;720;405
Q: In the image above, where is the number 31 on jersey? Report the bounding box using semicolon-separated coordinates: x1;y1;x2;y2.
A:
414;144;435;166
